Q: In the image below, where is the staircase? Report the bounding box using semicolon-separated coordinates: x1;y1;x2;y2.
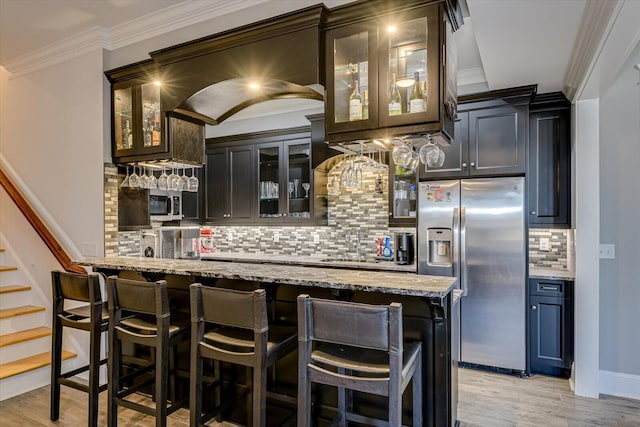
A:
0;247;77;401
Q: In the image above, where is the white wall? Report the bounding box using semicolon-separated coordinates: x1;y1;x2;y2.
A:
598;45;640;383
0;50;106;259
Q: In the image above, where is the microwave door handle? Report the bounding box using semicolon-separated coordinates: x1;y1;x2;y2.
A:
460;206;467;296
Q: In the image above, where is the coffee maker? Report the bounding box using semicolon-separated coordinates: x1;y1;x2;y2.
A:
395;232;415;265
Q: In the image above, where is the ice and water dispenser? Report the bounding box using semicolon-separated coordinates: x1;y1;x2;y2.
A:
427;228;452;266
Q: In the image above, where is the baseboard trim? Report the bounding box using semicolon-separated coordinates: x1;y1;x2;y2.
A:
600;370;640;400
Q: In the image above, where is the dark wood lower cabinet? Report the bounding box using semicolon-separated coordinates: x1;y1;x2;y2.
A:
528;278;574;377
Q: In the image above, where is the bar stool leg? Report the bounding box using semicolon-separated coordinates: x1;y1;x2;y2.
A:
189;343;202;426
50;315;62;421
297;352;311;427
389;378;402;427
107;329;121;427
337;367;347;427
412;358;422;426
252;364;267;427
156;338;169;427
88;322;101;427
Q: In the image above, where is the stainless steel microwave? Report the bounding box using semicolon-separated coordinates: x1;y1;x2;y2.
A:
149;189;182;222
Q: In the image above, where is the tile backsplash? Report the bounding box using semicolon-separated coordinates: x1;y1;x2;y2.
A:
117;159;415;259
529;229;569;269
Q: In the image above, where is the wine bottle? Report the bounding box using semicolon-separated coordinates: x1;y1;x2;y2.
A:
421;80;428;111
121;119;132;149
349;79;363;121
389;73;402;116
409;72;425;113
362;89;369;120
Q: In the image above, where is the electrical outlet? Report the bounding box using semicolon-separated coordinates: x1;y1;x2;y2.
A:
227;232;233;242
313;234;320;244
273;233;280;243
599;244;615;259
539;237;550;251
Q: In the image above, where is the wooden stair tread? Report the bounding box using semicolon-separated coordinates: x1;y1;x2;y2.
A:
0;305;46;319
0;285;31;294
0;350;76;380
0;327;52;347
0;266;18;272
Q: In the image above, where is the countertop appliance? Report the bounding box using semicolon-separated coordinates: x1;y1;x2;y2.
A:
395;232;415;265
418;177;526;373
158;226;201;259
149;189;183;222
140;229;159;258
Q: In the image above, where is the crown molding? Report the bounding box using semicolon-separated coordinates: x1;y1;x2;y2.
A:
457;66;486;87
563;0;621;101
3;0;269;79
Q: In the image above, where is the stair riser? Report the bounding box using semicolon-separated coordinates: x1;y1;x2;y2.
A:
0;291;35;310
0;358;80;402
0;335;51;365
0;311;49;335
0;270;19;285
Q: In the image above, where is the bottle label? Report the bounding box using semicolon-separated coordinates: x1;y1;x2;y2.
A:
349;99;362;121
389;101;401;116
410;99;425;113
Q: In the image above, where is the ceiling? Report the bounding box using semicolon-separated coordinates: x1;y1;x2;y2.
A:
0;0;588;95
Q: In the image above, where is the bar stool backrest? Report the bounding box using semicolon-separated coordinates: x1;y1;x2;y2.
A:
191;284;268;333
52;270;104;328
108;277;168;317
299;296;402;353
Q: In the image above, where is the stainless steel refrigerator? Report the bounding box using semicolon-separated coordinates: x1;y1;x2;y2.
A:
417;177;526;372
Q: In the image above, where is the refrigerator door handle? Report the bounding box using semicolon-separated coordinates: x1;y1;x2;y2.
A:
453;207;459;281
460;206;467;296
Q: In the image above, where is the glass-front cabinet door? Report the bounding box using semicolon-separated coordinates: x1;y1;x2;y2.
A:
389;159;417;227
379;4;440;127
326;23;378;134
285;140;312;222
114;87;134;155
141;82;161;148
257;142;281;221
112;79;166;159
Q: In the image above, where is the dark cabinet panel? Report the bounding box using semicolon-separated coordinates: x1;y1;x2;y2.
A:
528;107;570;228
420;111;469;180
181;168;203;222
468;105;527;176
528;279;574;377
228;146;254;222
204;147;228;222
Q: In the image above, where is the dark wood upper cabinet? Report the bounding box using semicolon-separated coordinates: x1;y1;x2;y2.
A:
420;86;533;180
325;2;457;144
528;93;571;228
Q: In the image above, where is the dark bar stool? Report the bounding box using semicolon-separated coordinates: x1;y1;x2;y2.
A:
50;270;109;427
297;294;422;427
189;284;297;427
106;276;189;427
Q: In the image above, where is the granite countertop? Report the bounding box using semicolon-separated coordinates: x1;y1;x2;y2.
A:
529;267;575;280
199;252;417;273
77;257;457;298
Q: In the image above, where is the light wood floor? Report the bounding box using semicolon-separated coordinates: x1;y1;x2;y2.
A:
0;368;638;426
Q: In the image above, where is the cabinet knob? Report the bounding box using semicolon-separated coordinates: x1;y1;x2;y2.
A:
462;162;467;168
283;213;287;217
530;211;536;215
470;162;476;167
531;305;537;311
389;212;393;216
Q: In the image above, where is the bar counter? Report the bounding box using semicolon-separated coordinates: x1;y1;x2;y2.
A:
77;256;459;427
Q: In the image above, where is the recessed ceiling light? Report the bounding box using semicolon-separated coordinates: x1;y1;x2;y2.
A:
249;82;261;90
153;81;161;86
388;25;397;33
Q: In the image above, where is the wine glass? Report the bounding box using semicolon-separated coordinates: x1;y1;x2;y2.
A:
188;167;199;192
128;165;140;188
302;183;310;198
168;168;180;191
120;166;130;188
139;166;149;189
158;168;169;190
147;168;157;189
180;168;189;191
288;182;294;199
293;178;300;198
